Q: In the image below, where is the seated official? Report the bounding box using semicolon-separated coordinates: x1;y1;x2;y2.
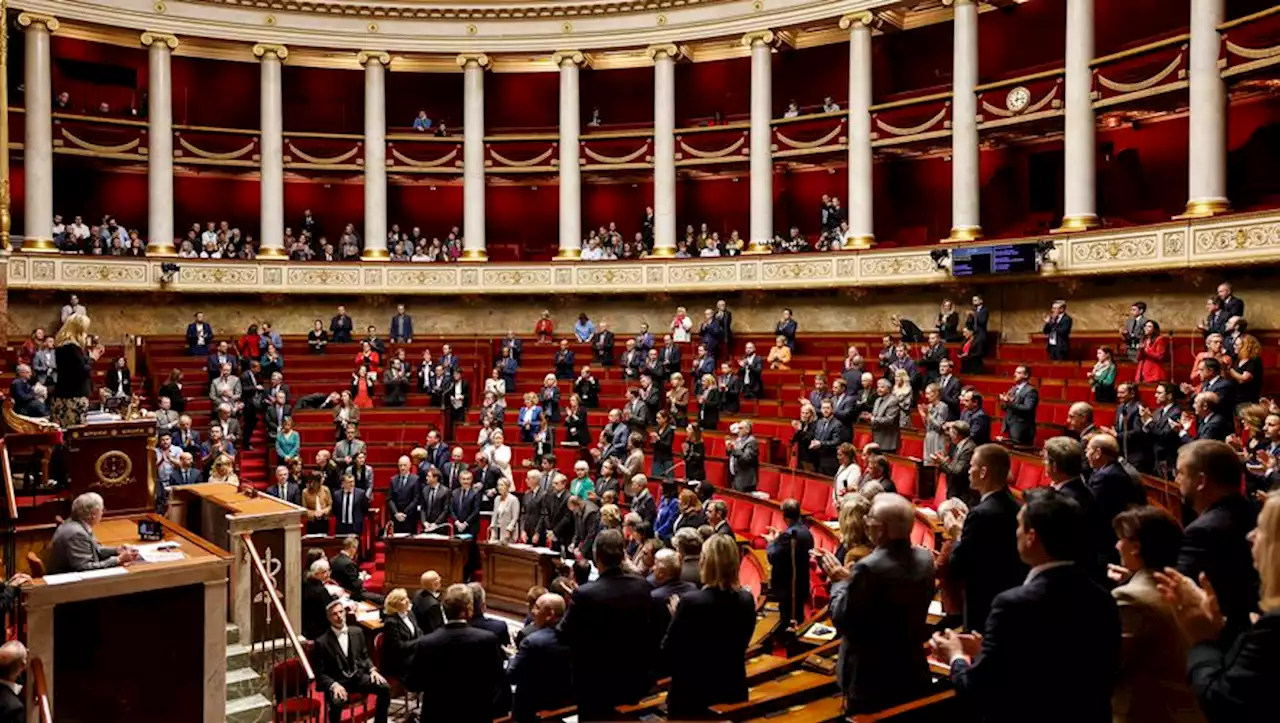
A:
302;559;337;641
9;365;47;418
313;599;391;723
378;588;422;681
411;571;446;635
46;493;140;574
508;592;572;723
0;640;28;723
330;535;384;607
407;584;508;723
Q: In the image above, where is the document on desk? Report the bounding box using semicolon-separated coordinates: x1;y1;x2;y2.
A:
414;533;452;540
41;567;130;585
135;542;187;563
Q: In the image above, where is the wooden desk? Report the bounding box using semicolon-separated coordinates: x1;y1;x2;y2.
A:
383;534;470;591
21;515;231;723
168;483;305;645
480;542;562;615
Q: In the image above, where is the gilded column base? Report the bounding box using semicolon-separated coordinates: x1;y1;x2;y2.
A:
459;248;488;262
742;241;771;255
256;246;288;259
21;237;58;253
362;248;391;261
1176;199;1231;220
553;248;583;261
147;244;178;258
1051;214;1100;234
843;235;876;251
942;226;983;244
648;246;677;258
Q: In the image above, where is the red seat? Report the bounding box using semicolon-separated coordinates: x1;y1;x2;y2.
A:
777;474;804;504
911;517;936;552
748;505;773;548
272;657;321;722
757;467;782;497
1015;462;1046;491
800;478;832;519
899;437;924;459
890;462;918;499
727;496;753;532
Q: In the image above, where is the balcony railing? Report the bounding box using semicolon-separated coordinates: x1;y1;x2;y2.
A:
1220;5;1280;79
242;532;317;723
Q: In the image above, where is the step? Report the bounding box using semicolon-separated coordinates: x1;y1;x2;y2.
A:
226;623;240;647
226;642;252;671
226;667;263;700
224;693;273;723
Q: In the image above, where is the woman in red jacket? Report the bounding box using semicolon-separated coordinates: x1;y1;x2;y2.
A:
534;310;555;345
1134;320;1169;382
236;324;261;363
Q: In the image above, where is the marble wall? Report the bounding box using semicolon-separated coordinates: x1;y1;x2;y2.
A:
6;273;1273;344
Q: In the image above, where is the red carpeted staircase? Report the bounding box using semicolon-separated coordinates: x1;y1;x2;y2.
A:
237;426;270;490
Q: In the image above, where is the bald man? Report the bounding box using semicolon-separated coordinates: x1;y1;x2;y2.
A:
508;593;573;722
0;641;24;722
1085;434;1147;564
825;494;936;714
387;455;422;534
412;571;445;634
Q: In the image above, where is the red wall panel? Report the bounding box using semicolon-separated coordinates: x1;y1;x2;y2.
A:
387;183;464;241
1098;117;1190;222
281;67;363;135
582;182;651;239
171;57;260;130
977;0;1066;83
878;156;951;244
486;184;558;257
773;44;849;115
50;37;145;116
582;67;654;127
51;160;147;230
282;177;365;241
676;175;750;242
173;174;261;240
775;167;844;237
676;57;751;124
386;71;464;133
486;73;559;132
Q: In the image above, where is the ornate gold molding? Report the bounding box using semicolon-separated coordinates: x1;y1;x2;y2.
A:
139;30;179;49
551;50;589;67
252;43;289;61
740;30;776;48
356;50;391;67
455;53;491;69
645;44;681;61
838;12;874;31
16;12;58;32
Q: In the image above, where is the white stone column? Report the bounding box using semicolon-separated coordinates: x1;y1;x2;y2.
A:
743;31;775;254
142;32;178;255
553;51;586;260
360;51;390;260
648;44;679;257
1185;0;1230;216
253;44;287;258
457;53;489;261
1057;0;1099;232
840;13;876;249
18;13;57;252
946;0;982;241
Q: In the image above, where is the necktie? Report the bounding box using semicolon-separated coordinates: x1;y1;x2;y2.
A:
345;493;353;524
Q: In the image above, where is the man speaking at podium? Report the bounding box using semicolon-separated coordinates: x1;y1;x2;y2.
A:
46;493;139;574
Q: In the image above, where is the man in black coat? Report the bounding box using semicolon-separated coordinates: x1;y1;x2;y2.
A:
1109;383;1153;474
329;305;354;343
302;559;337;641
265;465;302;506
1042;300;1073;361
450;472;483;537
418;468;451;531
411;571;445;635
333;475;369;536
765;499;814;627
407;584;507;723
592;323;616;367
568;496;600;560
627;476;657;524
811;400;852;476
999;366;1039;447
508;592;573;723
386;456;422;534
934;488;1120;723
1085;435;1148;564
937;359;962;420
1142;382;1185;479
960;390;991;446
330;536;384;606
0;641;26;723
1042;436;1108;575
942;444;1027;634
1177;391;1233;443
544;476;575;552
558;529;657;719
1175;440;1260;639
313;599;391;723
825;494;936;714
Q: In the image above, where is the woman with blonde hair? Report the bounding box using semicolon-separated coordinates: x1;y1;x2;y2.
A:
379;588;422;678
1158;492;1280;720
920;382;948;460
600;503;622;530
486;428;514;486
1227;333;1264;406
767;335;792;371
667;372;689;426
663;534;756;718
208;454;239;485
891;368;915;418
697;372;721;431
672;488;707;532
489;478;522;543
539;373;561;422
1192;334;1230;385
332;389;361;441
518;391;544;443
51;313;103;428
836;494;874;566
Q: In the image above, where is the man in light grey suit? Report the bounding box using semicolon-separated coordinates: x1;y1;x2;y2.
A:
867;379;902;453
726;420;759;492
46;493;139;574
1119;302;1147;361
153;395;180;436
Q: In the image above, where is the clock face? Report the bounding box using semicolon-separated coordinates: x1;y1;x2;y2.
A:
1006;86;1032;113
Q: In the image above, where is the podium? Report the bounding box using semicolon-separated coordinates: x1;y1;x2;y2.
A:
168;484;305;645
21;514;231;723
383;535;470;590
480;542;562;615
63;421;157;516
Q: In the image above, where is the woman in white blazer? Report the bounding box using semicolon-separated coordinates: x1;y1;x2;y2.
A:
489;478;521;543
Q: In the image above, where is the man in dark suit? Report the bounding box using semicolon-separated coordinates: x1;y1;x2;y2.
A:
330;535;384;606
302;559;337;641
329;305;354;343
333;475;369;536
765;499;814;627
1085;434;1148;564
919;332;949;384
1188;357;1237;419
520;471;547;544
408;584;507;722
999;366;1039;447
46;493;140;574
7;366;44;418
440;447;468;491
933;488;1120;723
238;359;266;450
706;500;734;537
313;599;391;723
627;476;658;524
568;495;601;560
648;547;699;670
0;641;27;723
1109;383;1152;474
960;389;991;446
1175;391;1233;443
450;471;483;537
831;378;860;432
867;379;902;453
204;341;236;381
1042;300;1073;361
553;339;576;380
825;494;936;714
1042;436;1108;574
389;304;414;344
508;592;573;723
1216;281;1244;320
660;335;682;377
186;312;214;356
811;400;852;476
544;475;574;552
263;391;292;447
932;420;976;503
411;571;446;635
386;456;422;534
738;342;764;400
266;465;302;506
1175;440;1259;638
422;430;450;472
727;420;760;492
937;359;961;420
558;529;657;719
592;322;616;366
941;444;1027;634
418;468;451;532
1142;382;1185;478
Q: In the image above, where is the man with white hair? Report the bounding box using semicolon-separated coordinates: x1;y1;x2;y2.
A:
0;640;28;720
8;364;44;417
302;558;336;640
1066;402;1096;441
726;420;759;492
46;493;139;573
266;465;302;505
387;455;422;534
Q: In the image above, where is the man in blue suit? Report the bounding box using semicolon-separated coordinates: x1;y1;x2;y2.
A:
387;456;422;534
389;304;414;344
186;311;214;356
765;499;814;627
508;592;573;723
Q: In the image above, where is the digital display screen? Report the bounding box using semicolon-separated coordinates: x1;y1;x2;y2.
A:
950;243;1041;276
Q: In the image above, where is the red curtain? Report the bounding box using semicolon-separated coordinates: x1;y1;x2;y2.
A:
281;66;364;135
171;57;260;130
486;73;559;132
582;182;651;239
676;57;751;124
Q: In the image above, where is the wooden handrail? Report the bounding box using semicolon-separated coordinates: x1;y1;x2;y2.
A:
31;657;52;723
850;689;958;721
240;533;315;682
1220;4;1280;31
1090;33;1190;67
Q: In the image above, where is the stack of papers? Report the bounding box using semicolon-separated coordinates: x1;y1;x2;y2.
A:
42;567;129;585
135;542;186;564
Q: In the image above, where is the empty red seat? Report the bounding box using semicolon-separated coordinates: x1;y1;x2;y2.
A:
728;497;753;532
757;467;782;497
911;518;936;552
890;462;918;499
1015;462;1046;491
777;474;804;504
801;478;832;519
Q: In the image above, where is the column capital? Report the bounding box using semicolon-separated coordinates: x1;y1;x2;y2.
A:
551;50;590;68
17;13;59;32
941;0;975;7
357;50;391;67
740;30;775;48
252;43;289;61
455;53;491;69
646;44;682;62
140;31;179;50
838;12;874;31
